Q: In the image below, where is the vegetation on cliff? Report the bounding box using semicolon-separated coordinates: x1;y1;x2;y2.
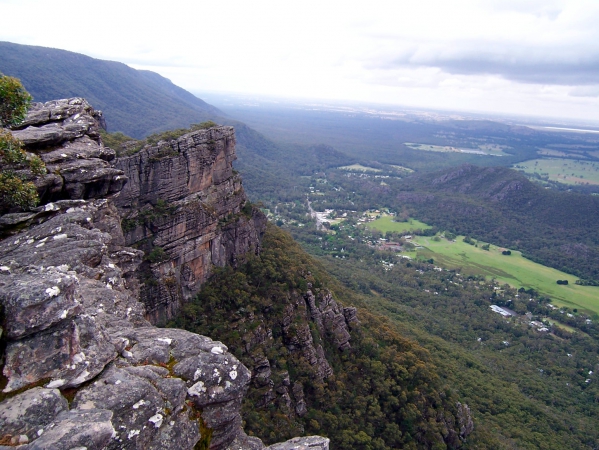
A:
172;225;472;449
0;74;45;211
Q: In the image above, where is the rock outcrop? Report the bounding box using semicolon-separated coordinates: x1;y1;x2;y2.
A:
0;99;326;449
10;98;125;205
230;282;357;433
114;125;266;324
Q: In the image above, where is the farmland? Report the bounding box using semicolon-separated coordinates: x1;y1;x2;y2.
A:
413;235;599;314
365;215;432;233
514;158;599;185
338;164;382;172
404;142;506;156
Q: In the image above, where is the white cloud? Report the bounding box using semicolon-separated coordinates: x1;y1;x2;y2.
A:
1;0;598;121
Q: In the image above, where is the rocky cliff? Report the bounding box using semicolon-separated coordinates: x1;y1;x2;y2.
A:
0;99;328;450
113;125;266;324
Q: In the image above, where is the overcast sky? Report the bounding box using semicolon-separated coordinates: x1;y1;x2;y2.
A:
2;0;599;123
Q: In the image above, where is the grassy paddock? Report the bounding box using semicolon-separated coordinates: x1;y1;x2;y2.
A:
413;236;599;314
338;164;382;172
389;164;414;173
514;158;599;185
367;216;432;233
404;142;506;156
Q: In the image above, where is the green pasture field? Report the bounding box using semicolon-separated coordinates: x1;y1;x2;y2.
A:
537;148;572;157
514;158;599;185
366;215;432;233
404;142;506;156
389;164;414;173
338;164;382;172
413;235;599;314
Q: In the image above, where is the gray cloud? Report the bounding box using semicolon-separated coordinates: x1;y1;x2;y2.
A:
369;42;599;86
423;57;599;86
569;85;599;97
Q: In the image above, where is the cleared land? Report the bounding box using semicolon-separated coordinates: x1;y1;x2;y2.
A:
537;148;572;157
367;216;432;233
514;158;599;185
389;164;414;173
404;142;506;156
413;235;599;314
338;164;382;172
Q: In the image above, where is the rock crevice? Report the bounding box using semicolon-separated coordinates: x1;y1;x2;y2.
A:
0;98;326;450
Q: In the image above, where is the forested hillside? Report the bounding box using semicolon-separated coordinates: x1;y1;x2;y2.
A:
0;41;222;137
172;224;599;449
172;225;475;449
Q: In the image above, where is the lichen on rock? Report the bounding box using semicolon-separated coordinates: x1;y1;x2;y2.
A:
0;98;326;450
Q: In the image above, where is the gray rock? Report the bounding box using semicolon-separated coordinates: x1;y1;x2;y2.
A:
265;436;330;450
114;126;266;323
71;364;194;450
9;98;126;207
306;290;352;351
0;388;68;443
457;402;474;439
103;327;254;449
3;314;116;392
226;434;265;450
27;409;115;450
0;269;81;340
0;97;327;450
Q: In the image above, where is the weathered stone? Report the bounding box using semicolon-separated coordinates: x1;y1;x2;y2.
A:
226;433;265;450
0;96;328;450
306;290;352;351
0;269;81;340
343;306;359;326
71;364;197;450
114;126;266;323
291;383;308;417
9;98;126;206
265;436;330;450
3;314;117;392
13;98;102;144
457;402;474;439
26;409;115;450
0;388;68;443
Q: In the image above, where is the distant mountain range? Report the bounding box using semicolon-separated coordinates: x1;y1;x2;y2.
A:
0;41;223;138
0;41;352;203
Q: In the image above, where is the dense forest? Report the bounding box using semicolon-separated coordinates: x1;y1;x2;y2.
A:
170;223;599;449
171;225;471;449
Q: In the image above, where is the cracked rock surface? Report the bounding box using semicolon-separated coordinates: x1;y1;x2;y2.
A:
0;97;327;449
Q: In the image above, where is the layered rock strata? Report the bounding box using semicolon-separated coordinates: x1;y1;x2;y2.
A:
10;98;125;205
114;126;266;324
0;99;326;449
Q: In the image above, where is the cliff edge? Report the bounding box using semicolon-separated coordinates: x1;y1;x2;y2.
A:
0;98;327;450
114;125;266;324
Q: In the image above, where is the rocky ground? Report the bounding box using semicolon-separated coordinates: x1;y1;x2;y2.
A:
0;99;328;449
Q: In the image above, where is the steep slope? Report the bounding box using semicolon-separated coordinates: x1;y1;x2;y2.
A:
113;125;267;324
0;98;328;449
173;225;474;449
0;41;223;138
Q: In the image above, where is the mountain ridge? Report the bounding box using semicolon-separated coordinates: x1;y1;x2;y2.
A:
0;41;223;138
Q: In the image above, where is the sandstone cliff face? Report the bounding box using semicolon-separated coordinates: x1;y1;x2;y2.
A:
0;99;327;450
114;126;266;324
